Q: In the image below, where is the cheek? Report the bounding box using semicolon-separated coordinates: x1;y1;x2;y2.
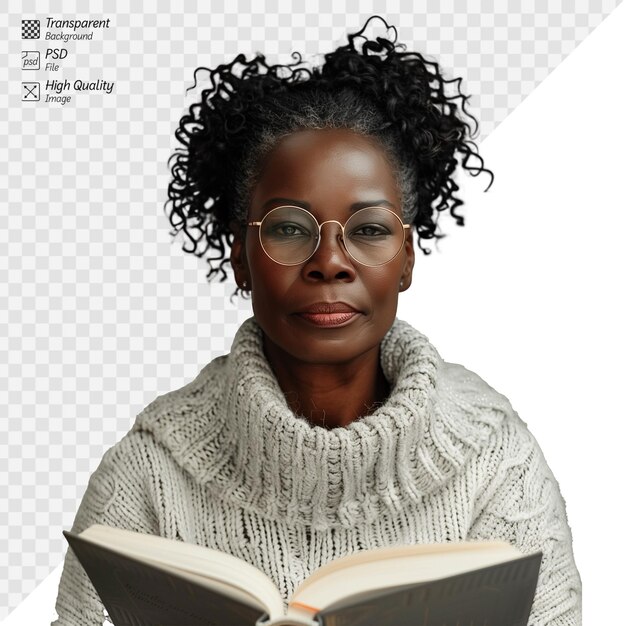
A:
247;244;274;289
364;265;403;306
247;249;298;301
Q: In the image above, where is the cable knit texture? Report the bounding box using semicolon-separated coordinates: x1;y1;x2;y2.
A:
52;316;582;625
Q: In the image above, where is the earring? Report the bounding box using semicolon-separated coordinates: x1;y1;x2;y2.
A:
400;280;404;289
242;280;249;290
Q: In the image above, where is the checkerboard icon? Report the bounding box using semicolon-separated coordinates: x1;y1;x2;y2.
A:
22;19;40;39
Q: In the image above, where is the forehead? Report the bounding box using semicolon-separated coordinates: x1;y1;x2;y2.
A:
249;128;401;214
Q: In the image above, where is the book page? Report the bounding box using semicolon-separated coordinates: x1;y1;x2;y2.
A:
290;541;520;614
315;553;542;626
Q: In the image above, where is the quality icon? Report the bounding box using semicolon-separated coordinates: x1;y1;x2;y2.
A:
22;82;40;101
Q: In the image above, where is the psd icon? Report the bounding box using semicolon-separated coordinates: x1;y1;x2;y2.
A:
22;19;40;39
22;51;40;70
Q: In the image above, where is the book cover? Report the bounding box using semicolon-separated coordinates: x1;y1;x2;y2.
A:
65;529;541;626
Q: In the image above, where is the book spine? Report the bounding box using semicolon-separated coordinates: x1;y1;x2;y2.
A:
255;613;319;626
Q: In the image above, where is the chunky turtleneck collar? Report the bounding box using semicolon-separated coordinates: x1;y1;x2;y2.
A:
132;317;512;530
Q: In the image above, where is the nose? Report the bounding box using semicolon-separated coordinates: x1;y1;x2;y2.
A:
302;220;357;282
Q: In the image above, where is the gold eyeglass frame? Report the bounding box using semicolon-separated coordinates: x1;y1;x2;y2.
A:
246;205;412;267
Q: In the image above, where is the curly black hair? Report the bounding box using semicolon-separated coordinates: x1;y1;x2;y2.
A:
164;16;493;298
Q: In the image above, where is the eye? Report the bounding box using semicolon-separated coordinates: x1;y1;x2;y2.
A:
271;222;310;238
349;223;391;238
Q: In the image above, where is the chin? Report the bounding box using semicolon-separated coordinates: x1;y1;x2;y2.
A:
289;329;382;365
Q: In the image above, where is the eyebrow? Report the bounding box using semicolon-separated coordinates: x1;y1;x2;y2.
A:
260;198;397;213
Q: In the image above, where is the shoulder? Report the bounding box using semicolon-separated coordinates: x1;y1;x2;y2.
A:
433;360;542;467
440;363;559;495
435;363;568;523
131;354;229;436
437;361;517;421
83;427;192;518
88;429;161;488
434;360;521;436
91;420;196;494
439;360;536;432
105;354;231;475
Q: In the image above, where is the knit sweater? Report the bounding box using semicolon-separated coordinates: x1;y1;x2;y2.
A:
51;316;582;626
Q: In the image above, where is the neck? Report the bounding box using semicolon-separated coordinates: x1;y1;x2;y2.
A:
262;333;390;429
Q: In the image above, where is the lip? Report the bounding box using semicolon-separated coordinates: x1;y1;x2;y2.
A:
295;302;361;328
297;302;359;314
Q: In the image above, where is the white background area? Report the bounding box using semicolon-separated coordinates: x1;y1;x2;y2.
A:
399;4;626;624
3;3;625;625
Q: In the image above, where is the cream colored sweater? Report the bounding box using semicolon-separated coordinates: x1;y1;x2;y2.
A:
52;316;582;625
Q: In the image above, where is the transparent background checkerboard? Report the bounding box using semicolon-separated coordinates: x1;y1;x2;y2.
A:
0;0;622;618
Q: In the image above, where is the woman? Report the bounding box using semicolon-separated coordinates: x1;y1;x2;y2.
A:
52;17;582;626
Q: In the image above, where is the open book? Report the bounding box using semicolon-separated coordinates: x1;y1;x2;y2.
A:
64;524;542;626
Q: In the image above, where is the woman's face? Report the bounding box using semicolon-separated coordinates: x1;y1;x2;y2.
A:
231;127;415;366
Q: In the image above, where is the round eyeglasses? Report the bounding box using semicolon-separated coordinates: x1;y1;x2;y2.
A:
247;205;412;267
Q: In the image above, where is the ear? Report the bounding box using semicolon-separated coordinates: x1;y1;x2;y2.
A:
399;228;415;292
229;220;251;290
